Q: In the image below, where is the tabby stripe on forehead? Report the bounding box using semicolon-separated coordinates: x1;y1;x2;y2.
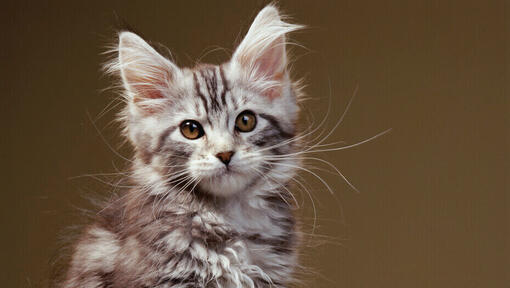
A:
219;65;229;106
200;68;220;112
259;113;294;139
192;72;209;114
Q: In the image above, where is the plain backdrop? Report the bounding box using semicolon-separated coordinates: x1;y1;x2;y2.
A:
1;1;508;287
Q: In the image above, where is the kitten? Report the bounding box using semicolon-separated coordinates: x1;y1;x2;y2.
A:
62;5;305;288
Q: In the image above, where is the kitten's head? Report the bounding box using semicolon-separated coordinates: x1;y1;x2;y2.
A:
111;5;303;197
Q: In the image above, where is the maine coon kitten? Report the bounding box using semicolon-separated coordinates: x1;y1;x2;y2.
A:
62;5;305;288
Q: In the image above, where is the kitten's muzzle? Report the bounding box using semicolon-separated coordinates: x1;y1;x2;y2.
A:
216;151;235;166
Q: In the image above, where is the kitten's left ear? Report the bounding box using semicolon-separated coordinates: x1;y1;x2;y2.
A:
231;5;302;97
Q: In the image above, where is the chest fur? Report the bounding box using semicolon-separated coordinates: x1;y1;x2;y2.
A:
138;201;297;287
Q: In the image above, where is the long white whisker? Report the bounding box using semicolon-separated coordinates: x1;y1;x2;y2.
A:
86;111;135;164
253;166;299;208
263;156;358;192
267;162;335;195
303;128;392;154
308;84;358;150
261;128;392;160
268;168;319;234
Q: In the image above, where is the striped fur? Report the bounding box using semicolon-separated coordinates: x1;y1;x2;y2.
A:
62;5;304;288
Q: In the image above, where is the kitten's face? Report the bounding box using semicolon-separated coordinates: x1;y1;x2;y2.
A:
115;7;302;197
130;64;298;197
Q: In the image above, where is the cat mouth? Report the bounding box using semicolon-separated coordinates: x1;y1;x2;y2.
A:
199;167;253;196
210;166;239;178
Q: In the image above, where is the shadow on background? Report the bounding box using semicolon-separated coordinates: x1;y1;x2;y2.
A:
0;1;508;287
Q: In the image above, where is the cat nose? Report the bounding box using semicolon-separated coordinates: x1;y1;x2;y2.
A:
216;151;235;166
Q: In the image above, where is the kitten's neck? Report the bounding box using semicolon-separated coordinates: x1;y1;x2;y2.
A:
130;161;294;235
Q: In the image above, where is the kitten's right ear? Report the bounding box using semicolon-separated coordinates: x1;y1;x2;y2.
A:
117;32;179;111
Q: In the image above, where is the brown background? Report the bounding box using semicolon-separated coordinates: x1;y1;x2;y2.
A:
1;0;508;287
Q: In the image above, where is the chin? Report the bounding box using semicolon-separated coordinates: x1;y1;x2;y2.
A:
199;170;253;197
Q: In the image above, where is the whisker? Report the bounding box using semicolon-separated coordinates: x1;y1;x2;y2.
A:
260;128;392;160
302;128;392;154
265;162;335;195
262;156;358;192
268;168;319;234
253;166;299;208
86;111;136;164
308;84;358;150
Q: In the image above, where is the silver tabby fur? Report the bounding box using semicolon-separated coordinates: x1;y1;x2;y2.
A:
61;5;305;288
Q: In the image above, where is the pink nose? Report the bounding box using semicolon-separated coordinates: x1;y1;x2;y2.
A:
216;151;234;165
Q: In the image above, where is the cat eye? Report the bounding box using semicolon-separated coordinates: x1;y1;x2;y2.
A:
180;120;205;140
235;110;257;132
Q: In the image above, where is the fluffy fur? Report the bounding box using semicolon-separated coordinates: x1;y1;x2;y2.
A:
62;5;306;288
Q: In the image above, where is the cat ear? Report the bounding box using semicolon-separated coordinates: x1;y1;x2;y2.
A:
231;5;302;97
117;32;178;110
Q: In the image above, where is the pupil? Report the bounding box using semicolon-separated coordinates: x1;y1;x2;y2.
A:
189;123;195;132
243;116;249;125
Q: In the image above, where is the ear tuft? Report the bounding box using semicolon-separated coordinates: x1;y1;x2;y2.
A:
232;5;303;89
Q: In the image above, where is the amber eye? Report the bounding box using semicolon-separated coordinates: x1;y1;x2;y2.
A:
235;110;257;132
180;120;205;140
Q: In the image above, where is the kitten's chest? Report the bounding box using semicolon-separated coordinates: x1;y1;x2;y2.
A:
155;202;296;286
189;201;289;250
